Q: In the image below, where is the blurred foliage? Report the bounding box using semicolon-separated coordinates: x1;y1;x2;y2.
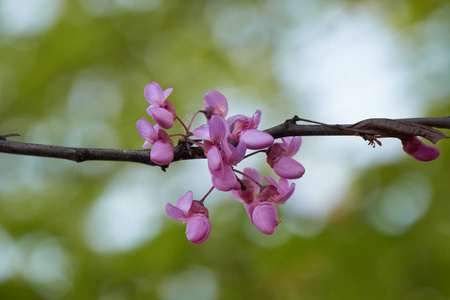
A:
0;0;450;299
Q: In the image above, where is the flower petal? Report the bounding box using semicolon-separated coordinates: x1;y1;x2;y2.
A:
209;115;228;144
206;145;223;173
157;128;174;147
186;214;211;244
189;200;209;216
240;129;274;150
273;156;305;179
249;110;262;129
282;136;302;156
204;90;228;118
227;114;247;127
212;166;237;191
136;118;157;147
241;168;262;194
176;191;194;213
193;124;211;141
162;99;177;116
144;82;164;106
150;140;174;165
278;177;290;191
255;185;278;203
402;136;440;162
266;143;285;167
165;203;188;222
252;202;278;235
243;202;256;221
147;107;175;129
263;176;278;188
163;87;173;99
231;187;254;204
227;141;246;165
276;182;295;205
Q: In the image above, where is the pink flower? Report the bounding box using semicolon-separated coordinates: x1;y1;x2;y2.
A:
221;140;246;166
231;168;261;204
210;141;247;191
228;110;274;150
231;169;284;235
402;136;440;162
252;202;278;235
263;176;295;205
193;115;229;175
193;115;243;191
267;137;305;179
165;191;211;244
208;141;245;191
211;165;239;192
144;82;177;129
204;90;228;119
137;118;174;165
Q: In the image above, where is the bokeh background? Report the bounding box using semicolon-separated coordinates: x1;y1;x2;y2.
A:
1;0;450;299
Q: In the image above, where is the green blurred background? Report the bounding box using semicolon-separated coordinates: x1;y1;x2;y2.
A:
1;0;450;299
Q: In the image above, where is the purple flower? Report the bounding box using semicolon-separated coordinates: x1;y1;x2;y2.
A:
263;176;295;205
165;191;211;244
267;137;305;179
231;169;284;235
402;136;440;162
228;110;274;150
137;118;174;165
210;141;246;191
204;90;228;119
144;82;177;129
193;115;229;174
211;165;239;191
231;168;261;204
251;202;278;235
193;115;243;191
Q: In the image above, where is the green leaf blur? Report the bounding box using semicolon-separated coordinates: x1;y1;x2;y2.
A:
0;0;449;299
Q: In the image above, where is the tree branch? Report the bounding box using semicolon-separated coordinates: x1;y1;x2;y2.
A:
1;116;449;169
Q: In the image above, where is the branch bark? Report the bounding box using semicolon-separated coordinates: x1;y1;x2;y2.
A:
1;116;449;169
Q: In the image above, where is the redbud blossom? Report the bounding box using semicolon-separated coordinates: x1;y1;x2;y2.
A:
137;82;307;243
136;118;174;165
231;169;288;235
402;136;440;162
144;82;177;129
267;137;305;179
231;168;261;204
165;191;211;244
228;110;274;150
193;115;229;175
204;90;228;119
210;140;247;191
252;202;278;235
264;176;296;205
193;116;243;191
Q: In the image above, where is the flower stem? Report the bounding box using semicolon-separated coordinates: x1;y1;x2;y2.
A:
243;150;266;159
232;168;264;189
187;110;206;131
176;116;191;134
199;186;215;203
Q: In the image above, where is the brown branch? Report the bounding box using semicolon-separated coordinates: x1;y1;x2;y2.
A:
0;138;204;170
264;116;450;140
1;116;449;169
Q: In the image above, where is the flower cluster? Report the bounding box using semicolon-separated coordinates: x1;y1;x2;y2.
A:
137;82;305;244
137;82;440;244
